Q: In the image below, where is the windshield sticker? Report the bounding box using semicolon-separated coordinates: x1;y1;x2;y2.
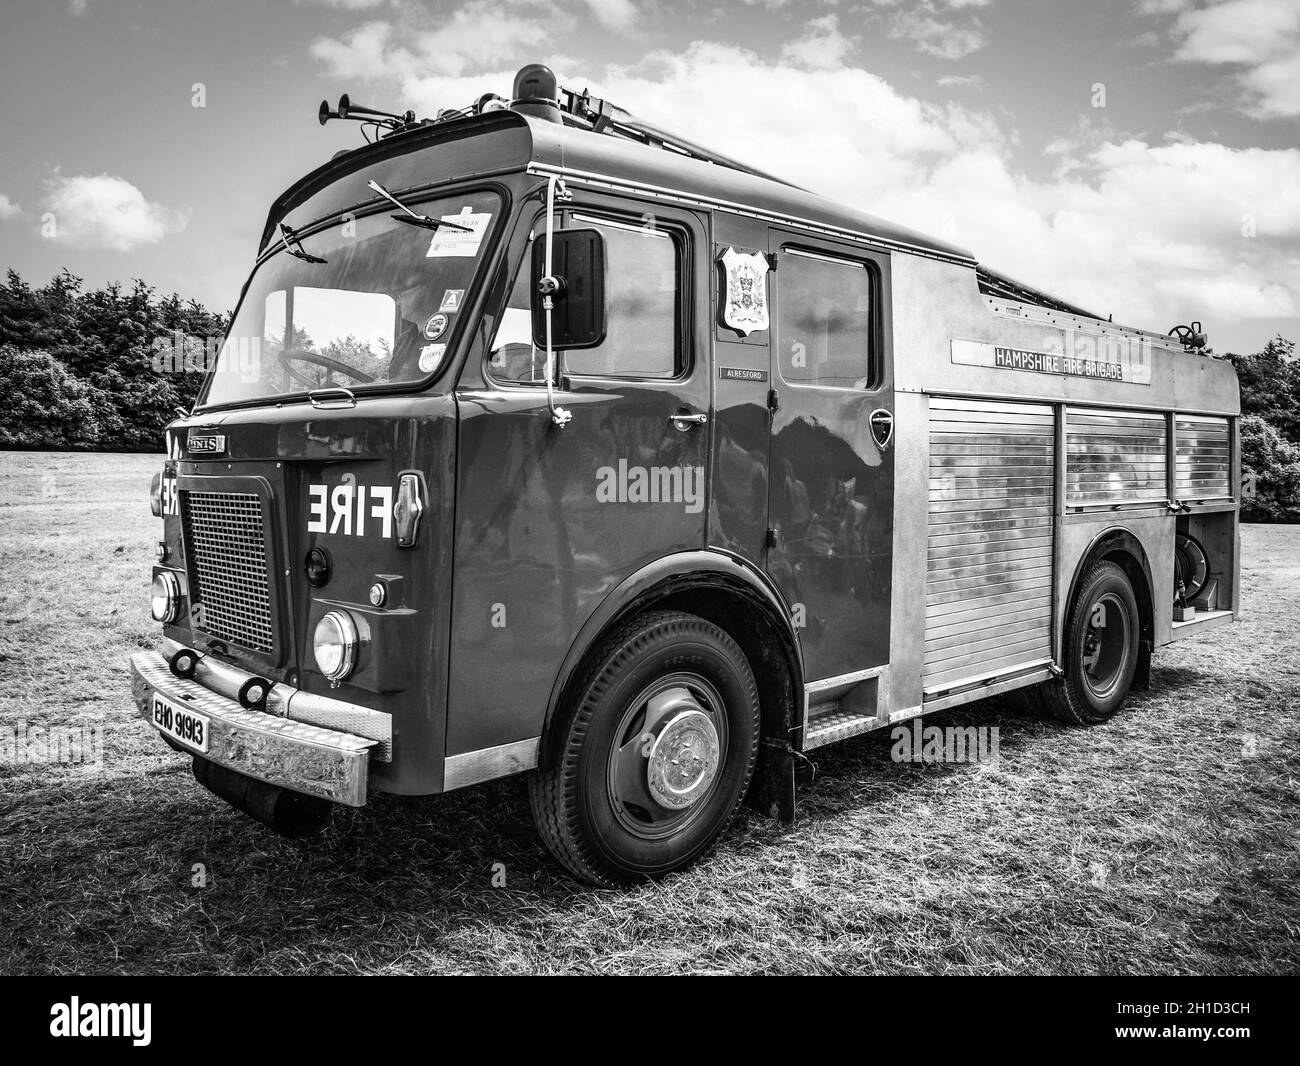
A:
439;289;464;312
419;343;446;374
426;209;492;257
423;313;448;340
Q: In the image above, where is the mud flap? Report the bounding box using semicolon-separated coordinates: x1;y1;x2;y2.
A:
1134;639;1153;691
746;738;796;824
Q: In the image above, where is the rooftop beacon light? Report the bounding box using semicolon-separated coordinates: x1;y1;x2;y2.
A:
511;64;563;123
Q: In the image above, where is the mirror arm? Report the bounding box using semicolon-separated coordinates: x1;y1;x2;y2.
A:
543;174;573;428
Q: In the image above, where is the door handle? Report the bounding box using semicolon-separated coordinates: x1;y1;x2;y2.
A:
669;412;709;432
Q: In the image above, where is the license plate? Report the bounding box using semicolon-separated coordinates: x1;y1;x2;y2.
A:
151;694;210;754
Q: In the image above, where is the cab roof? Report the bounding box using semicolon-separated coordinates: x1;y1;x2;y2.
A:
262;108;976;267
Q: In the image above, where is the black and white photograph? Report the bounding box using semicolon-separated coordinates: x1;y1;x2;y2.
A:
0;0;1296;1013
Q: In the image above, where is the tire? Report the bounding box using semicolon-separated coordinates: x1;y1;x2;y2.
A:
1174;532;1209;603
529;610;760;886
1040;559;1141;726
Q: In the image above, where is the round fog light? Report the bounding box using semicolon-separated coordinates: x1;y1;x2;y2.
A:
151;571;181;623
313;611;359;682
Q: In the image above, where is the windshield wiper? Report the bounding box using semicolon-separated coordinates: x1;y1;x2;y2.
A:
366;179;474;233
277;222;327;264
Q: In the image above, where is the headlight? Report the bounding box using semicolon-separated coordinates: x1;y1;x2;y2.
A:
151;571;181;623
150;472;163;517
313;611;359;681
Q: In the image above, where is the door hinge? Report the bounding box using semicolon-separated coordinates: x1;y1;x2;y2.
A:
765;527;781;549
767;388;780;413
765;252;779;271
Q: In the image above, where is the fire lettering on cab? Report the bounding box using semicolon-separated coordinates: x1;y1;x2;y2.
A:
307;483;395;538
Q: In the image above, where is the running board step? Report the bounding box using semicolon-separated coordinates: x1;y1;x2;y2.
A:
803;669;884;750
805;706;880;749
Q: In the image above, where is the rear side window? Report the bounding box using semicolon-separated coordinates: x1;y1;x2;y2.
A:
562;215;680;379
776;249;876;389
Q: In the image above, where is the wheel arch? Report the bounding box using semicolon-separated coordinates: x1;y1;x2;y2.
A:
537;550;804;770
1065;526;1157;686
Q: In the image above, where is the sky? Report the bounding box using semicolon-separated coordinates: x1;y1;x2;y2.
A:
0;0;1297;354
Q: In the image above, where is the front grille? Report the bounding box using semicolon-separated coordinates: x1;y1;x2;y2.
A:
181;490;275;653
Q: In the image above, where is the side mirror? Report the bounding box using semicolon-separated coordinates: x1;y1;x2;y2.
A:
531;228;606;351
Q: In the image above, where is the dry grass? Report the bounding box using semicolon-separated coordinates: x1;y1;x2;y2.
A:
1;449;1297;975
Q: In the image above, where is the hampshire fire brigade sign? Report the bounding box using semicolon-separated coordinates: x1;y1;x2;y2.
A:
720;246;769;336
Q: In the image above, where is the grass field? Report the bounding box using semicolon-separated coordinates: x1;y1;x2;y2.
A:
1;449;1297;975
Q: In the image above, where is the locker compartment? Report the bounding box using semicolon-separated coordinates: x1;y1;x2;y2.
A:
1171;510;1235;629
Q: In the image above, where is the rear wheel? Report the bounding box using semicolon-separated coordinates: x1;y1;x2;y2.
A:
529;610;760;886
1040;559;1141;726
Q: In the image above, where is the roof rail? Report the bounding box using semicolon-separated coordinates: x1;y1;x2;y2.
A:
555;85;806;191
976;265;1101;320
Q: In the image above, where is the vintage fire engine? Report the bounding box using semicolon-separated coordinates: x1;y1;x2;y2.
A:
131;65;1240;885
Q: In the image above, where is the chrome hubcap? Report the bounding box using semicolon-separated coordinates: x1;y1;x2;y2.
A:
606;673;728;840
646;709;720;809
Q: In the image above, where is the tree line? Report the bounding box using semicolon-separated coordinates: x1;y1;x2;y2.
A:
0;269;227;453
0;268;1296;520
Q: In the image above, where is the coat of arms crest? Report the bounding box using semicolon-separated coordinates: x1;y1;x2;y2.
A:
720;247;770;336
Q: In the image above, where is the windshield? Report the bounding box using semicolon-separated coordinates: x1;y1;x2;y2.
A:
200;189;500;407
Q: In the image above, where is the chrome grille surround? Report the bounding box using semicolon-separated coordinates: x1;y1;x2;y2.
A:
181;490;275;654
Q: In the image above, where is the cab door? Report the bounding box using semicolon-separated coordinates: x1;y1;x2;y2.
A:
447;193;712;759
765;236;895;682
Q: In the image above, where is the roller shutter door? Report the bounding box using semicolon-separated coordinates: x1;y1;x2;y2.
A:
925;398;1056;693
1175;416;1231;502
1066;408;1167;507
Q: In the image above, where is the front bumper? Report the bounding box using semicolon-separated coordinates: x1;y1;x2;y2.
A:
130;649;377;806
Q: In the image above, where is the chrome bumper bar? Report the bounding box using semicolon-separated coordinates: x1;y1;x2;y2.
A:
130;647;380;807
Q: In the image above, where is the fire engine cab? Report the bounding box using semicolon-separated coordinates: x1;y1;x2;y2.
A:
131;64;1241;885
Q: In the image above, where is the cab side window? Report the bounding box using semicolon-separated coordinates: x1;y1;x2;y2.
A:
562;216;680;379
487;247;546;383
776;250;876;389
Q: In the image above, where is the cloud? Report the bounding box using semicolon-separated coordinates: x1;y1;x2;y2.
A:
1240;48;1300;117
584;45;1300;332
309;0;638;85
938;73;985;89
1171;0;1300;64
781;15;856;70
42;173;189;251
311;3;556;82
294;0;392;9
307;13;1297;339
583;0;638;32
0;193;21;220
889;10;987;58
865;0;994;58
899;135;1300;325
1150;0;1300;118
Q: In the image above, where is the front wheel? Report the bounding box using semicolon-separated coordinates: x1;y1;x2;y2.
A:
1040;559;1141;726
529;610;760;886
